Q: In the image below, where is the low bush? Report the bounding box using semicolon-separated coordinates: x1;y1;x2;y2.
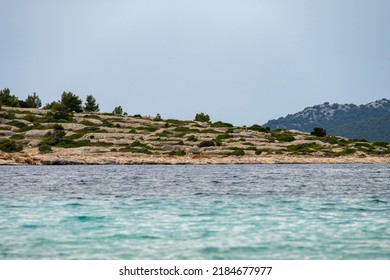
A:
7;120;29;130
0;139;23;152
187;135;198;142
211;121;233;128
169;149;186;156
80;120;96;126
23;114;37;122
174;126;200;134
248;124;270;133
373;142;389;148
286;142;322;154
255;149;270;155
276;134;295;142
138;126;158;132
10;134;25;140
228;148;245;156
198;140;216;147
216;134;231;141
38;144;53;153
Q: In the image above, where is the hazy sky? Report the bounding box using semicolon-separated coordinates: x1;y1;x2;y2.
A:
1;0;389;125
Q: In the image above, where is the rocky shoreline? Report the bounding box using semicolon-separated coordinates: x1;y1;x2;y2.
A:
1;149;390;165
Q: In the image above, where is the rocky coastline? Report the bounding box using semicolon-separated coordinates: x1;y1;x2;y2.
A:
1;148;390;165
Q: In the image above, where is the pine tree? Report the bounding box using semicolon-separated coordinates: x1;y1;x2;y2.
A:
84;95;99;112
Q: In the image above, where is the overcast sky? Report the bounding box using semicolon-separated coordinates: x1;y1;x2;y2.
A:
1;0;389;125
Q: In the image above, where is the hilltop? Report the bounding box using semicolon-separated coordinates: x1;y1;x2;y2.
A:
265;99;390;143
1;106;390;165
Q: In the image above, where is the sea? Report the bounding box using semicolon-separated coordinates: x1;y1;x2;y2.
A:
0;164;389;260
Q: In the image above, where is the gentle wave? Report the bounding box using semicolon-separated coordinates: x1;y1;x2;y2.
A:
0;164;389;259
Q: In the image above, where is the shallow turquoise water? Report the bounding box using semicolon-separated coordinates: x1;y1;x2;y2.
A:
0;164;389;259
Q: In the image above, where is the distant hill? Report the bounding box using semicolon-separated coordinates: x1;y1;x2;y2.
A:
265;99;390;143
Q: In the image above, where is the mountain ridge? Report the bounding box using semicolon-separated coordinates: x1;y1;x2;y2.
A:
265;98;390;142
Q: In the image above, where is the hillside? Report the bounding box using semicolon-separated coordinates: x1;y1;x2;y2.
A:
1;106;390;165
265;99;390;142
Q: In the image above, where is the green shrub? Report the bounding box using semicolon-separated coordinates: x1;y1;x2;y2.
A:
311;127;327;137
169;149;186;156
276;134;295;142
7;120;28;129
80;120;96;126
228;148;245;156
46;102;73;121
40;124;66;146
38;144;53;153
118;145;151;154
201;129;219;134
0;139;23;152
187;135;198;142
248;124;270;133
102;120;114;127
255;149;269;155
373;142;389;148
174;126;200;134
322;136;339;145
2;111;16;120
138;126;158;132
287;142;322;154
214;138;222;146
83;114;101;120
10;134;25;140
211;121;233;128
23;114;37;122
198;140;216;147
216;134;231;141
340;148;357;155
155;130;172;137
166;119;188;126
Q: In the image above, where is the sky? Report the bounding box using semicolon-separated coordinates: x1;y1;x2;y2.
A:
1;0;389;125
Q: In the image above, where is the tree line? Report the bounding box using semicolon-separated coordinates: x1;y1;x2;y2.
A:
0;88;101;113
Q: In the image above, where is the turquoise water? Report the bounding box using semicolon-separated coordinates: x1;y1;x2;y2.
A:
0;164;389;259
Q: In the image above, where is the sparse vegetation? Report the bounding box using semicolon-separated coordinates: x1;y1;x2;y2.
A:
1;90;390;164
38;144;53;154
198;140;216;148
187;135;198;142
211;121;233;128
248;124;270;133
0;138;23;152
227;148;245;156
10;134;25;140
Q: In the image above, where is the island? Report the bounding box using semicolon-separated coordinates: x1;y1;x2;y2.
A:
1;106;390;165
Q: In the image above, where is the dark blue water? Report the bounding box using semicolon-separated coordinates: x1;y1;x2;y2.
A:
0;164;389;259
